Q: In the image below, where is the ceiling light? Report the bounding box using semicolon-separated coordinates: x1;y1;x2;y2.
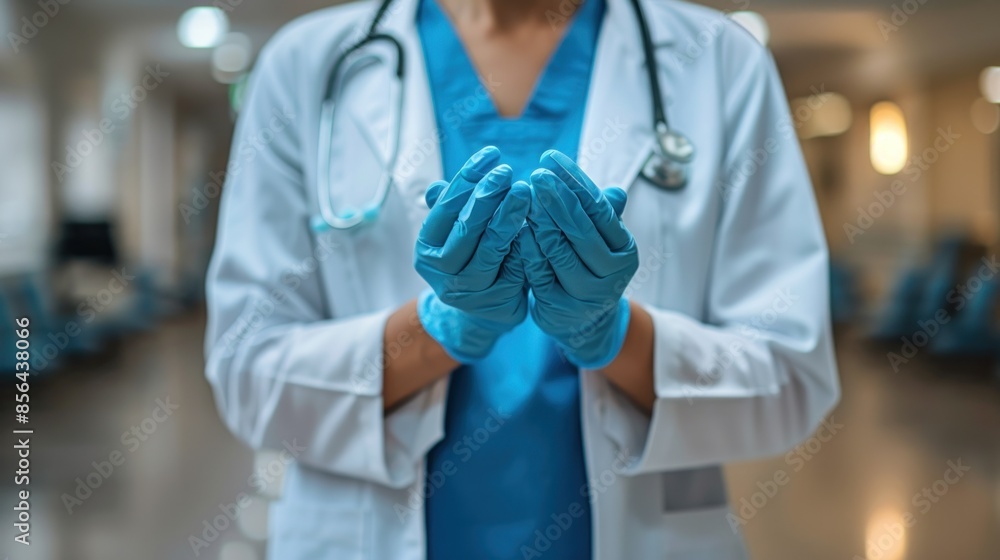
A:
980;67;1000;104
177;7;229;49
870;101;908;175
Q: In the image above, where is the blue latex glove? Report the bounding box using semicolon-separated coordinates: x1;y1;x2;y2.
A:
415;146;532;362
521;150;638;368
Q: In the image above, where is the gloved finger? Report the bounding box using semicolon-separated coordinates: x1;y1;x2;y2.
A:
604;187;627;218
424;181;448;210
531;170;623;277
466;180;530;277
501;224;529;286
420;146;502;247
520;237;575;340
436;164;514;274
538;150;632;251
527;186;600;299
518;226;558;298
525;185;567;263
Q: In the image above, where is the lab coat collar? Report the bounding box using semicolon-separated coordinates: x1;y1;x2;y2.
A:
382;0;676;46
606;0;677;48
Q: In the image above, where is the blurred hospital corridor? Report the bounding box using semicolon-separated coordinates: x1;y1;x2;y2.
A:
2;0;1000;557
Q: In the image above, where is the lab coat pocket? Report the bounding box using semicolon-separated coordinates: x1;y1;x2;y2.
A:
660;505;748;560
268;500;371;560
660;466;728;513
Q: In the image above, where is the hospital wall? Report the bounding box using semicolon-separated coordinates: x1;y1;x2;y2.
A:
0;21;229;294
926;74;999;238
799;69;998;310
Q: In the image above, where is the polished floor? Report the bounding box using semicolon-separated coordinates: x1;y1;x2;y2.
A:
2;311;998;560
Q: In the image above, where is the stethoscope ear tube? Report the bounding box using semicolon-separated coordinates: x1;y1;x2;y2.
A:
626;0;667;130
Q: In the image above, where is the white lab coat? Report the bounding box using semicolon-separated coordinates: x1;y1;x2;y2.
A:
204;0;840;557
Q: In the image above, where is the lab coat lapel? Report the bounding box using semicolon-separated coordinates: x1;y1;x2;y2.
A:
382;0;443;229
579;0;672;193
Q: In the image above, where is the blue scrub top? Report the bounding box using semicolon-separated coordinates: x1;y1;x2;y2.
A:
418;0;605;558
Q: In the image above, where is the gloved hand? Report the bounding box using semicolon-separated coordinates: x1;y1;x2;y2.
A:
415;146;531;362
521;149;638;369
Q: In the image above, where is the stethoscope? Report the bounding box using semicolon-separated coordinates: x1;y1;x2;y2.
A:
311;0;695;233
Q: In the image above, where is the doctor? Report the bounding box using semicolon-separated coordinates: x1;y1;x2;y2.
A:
205;0;839;557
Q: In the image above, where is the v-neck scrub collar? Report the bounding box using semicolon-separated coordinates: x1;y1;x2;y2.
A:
418;0;606;180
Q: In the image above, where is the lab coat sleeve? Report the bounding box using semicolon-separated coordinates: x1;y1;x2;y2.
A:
610;29;840;474
204;35;443;489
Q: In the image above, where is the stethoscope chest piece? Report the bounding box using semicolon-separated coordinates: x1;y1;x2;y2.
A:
642;125;695;191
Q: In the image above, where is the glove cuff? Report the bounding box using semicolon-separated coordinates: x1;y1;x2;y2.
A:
417;289;508;363
560;297;631;369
